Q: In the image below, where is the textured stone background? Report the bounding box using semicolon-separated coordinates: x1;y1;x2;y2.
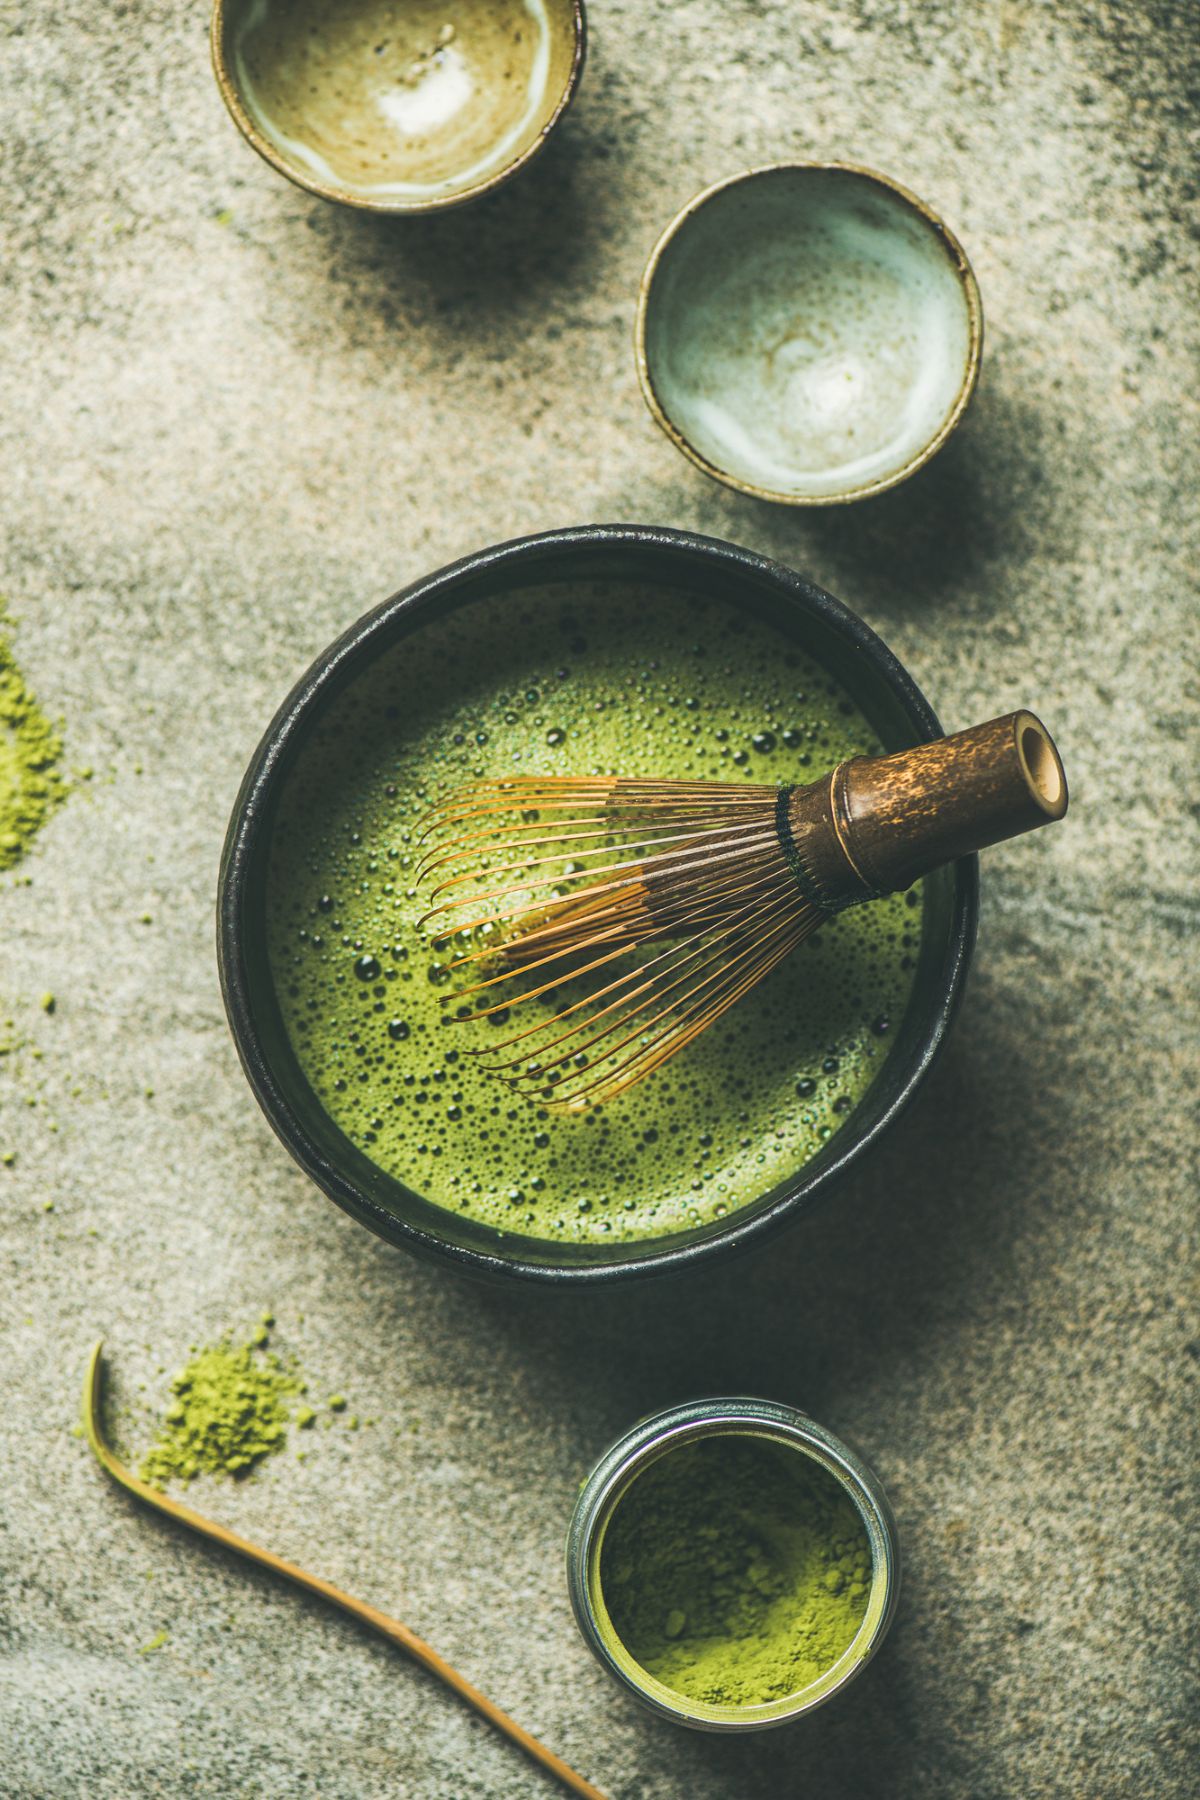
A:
2;2;1197;1795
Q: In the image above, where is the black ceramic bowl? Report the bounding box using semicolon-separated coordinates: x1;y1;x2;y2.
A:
218;525;977;1284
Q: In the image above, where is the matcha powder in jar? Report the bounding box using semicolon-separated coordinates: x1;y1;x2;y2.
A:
568;1400;900;1728
598;1433;872;1709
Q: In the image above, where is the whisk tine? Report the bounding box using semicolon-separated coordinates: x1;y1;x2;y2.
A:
501;905;817;1110
416;777;777;842
421;825;781;922
474;888;810;1089
472;869;800;1051
563;922;817;1107
416;812;772;884
413;774;821;1108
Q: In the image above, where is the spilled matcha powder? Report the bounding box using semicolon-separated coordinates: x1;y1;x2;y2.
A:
0;611;67;870
600;1435;871;1707
139;1318;301;1488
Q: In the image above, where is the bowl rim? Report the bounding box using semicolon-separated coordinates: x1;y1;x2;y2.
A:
209;0;587;215
634;161;985;507
217;523;978;1285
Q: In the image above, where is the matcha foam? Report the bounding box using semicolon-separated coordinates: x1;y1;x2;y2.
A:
266;581;923;1245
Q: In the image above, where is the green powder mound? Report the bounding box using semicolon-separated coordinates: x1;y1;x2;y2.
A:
139;1326;301;1489
599;1436;872;1707
0;615;67;870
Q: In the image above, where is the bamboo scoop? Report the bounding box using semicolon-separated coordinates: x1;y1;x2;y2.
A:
82;1342;609;1800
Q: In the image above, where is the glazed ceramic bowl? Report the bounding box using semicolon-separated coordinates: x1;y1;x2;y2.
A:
211;0;586;212
218;525;977;1285
637;164;983;505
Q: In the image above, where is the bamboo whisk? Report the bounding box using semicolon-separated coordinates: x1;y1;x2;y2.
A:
416;711;1067;1110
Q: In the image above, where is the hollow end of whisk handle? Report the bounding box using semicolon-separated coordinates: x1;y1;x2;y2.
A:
834;710;1068;897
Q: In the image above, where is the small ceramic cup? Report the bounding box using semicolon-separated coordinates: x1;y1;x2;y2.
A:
211;0;586;212
636;162;983;505
566;1397;900;1729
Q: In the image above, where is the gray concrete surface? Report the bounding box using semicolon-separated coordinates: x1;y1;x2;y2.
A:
2;2;1198;1795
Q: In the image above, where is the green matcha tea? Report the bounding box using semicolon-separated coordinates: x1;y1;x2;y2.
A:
266;581;923;1245
598;1435;872;1705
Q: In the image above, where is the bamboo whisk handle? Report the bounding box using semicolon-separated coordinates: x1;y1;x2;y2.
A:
787;711;1068;910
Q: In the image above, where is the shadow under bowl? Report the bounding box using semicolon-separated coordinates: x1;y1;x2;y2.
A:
217;524;978;1285
211;0;585;212
637;163;983;505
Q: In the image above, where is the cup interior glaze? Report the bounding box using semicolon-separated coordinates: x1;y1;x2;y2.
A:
212;0;585;212
637;164;983;505
217;525;977;1283
566;1397;901;1728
